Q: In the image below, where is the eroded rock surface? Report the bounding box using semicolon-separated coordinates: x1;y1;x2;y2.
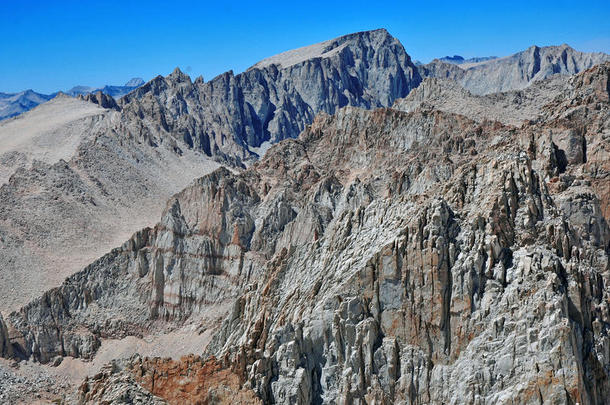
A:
2;40;610;405
420;44;610;95
0;29;421;313
202;64;610;404
118;28;421;163
393;75;568;126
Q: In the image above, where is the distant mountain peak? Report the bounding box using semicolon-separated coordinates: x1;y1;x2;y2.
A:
124;77;145;87
440;55;465;63
421;44;610;95
438;55;498;65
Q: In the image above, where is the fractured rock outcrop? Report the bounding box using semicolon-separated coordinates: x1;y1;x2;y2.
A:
2;45;610;405
118;29;421;162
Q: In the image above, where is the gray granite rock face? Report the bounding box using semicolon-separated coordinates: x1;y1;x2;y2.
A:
420;44;610;95
201;66;610;405
2;38;610;405
6;64;610;404
77;91;120;110
118;29;421;163
393;75;568;126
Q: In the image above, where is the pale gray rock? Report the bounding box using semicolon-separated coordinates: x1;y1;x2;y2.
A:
77;91;120;110
0;98;220;312
2;38;610;405
201;64;610;404
393;75;568;126
420;44;610;95
0;28;419;314
7;61;610;402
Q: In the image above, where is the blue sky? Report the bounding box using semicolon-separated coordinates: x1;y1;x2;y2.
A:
1;0;609;93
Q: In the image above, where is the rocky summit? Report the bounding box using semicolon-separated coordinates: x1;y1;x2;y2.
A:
118;28;421;163
0;29;609;404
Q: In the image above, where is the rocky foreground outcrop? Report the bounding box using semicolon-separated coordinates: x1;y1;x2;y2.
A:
73;355;260;404
3;63;610;404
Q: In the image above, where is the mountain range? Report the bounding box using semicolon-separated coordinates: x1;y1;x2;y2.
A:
64;77;145;97
438;54;498;64
419;44;610;94
0;90;54;121
0;28;609;404
0;78;144;121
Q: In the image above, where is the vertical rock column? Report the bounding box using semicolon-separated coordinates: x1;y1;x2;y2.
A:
0;313;13;358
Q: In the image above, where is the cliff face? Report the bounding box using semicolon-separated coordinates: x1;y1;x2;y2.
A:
118;29;421;162
201;66;610;404
0;29;418;314
4;63;610;404
421;44;610;95
4;33;608;320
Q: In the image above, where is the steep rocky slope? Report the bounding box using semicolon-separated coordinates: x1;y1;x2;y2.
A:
420;44;610;95
202;64;610;403
393;75;568;126
4;32;608;318
0;95;220;312
118;28;420;163
2;63;609;404
0;29;420;314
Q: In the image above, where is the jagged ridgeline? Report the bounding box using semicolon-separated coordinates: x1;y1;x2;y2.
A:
117;28;421;162
1;28;610;404
0;28;419;316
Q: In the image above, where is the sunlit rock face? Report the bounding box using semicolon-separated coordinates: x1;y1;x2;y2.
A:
118;29;421;163
419;44;610;95
2;35;610;405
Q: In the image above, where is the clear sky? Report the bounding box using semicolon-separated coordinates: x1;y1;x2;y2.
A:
1;0;609;93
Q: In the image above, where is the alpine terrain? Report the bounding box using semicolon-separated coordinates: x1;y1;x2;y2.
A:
0;78;145;121
0;28;609;405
